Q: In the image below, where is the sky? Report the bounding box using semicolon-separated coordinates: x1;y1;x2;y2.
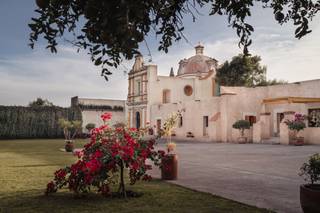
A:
0;1;319;107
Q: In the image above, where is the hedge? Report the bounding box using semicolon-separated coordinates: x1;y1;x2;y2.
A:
0;106;82;139
78;104;124;111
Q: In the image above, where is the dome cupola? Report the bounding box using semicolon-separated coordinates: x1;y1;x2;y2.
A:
177;44;218;77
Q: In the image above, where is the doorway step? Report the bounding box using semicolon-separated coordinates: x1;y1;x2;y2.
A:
261;137;280;145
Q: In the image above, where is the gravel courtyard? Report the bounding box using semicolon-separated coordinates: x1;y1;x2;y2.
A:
152;142;320;213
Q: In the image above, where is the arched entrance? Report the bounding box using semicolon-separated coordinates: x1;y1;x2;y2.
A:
135;111;141;129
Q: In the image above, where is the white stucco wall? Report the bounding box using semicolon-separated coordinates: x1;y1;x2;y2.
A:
74;98;126;131
150;97;221;141
128;52;320;144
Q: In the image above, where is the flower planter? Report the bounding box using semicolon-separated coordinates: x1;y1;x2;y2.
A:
161;154;178;180
237;136;247;144
300;184;320;213
295;137;305;146
65;140;74;152
290;137;305;146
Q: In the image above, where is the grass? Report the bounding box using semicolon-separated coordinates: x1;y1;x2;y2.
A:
0;139;272;213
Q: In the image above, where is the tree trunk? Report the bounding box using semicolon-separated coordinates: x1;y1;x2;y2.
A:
118;160;127;199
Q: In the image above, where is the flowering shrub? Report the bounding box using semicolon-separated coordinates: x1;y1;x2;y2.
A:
46;112;165;198
284;113;306;134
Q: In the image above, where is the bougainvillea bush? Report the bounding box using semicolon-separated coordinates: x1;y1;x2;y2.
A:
284;113;307;134
46;113;165;198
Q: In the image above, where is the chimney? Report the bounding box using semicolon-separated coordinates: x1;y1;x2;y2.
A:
195;43;204;55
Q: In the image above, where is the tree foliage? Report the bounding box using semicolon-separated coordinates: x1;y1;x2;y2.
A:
232;119;250;136
58;118;82;140
29;0;320;80
216;54;268;87
29;97;54;107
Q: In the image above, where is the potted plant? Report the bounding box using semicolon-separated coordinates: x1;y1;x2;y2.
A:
299;153;320;213
232;120;250;144
161;112;180;180
161;142;178;180
284;113;306;146
58;118;82;152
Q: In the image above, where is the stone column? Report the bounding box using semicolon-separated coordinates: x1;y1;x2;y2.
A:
252;121;262;143
260;112;271;139
280;111;295;145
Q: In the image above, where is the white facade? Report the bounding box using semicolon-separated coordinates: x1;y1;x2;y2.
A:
71;97;126;132
126;45;320;144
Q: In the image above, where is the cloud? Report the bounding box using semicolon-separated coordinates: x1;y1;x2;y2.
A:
0;15;319;107
0;47;128;106
150;19;320;83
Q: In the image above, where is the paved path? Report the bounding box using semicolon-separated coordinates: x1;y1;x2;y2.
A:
151;142;320;213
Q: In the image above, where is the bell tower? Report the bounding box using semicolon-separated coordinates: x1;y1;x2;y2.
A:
126;55;148;128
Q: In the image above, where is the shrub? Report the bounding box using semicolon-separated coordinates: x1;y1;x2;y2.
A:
232;120;250;136
46;113;165;198
0;106;81;139
85;123;95;132
299;153;320;185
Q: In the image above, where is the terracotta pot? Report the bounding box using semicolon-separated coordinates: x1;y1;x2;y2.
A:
290;137;305;146
300;184;320;213
65;140;74;152
295;137;305;146
238;136;247;144
161;154;178;180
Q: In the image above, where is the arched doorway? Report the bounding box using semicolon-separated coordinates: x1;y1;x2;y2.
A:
135;111;141;129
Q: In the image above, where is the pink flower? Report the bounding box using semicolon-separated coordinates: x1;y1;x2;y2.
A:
93;150;103;158
85;158;102;173
54;169;67;180
45;181;56;195
99;125;109;130
101;112;112;121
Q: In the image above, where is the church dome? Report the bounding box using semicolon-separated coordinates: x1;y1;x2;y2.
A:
177;44;218;77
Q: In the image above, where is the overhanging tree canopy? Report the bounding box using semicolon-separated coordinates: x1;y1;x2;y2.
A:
29;0;320;80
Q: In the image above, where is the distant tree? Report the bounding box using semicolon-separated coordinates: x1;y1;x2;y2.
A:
216;54;268;87
29;0;320;80
29;97;54;107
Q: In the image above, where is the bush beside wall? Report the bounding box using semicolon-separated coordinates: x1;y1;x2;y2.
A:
0;106;82;139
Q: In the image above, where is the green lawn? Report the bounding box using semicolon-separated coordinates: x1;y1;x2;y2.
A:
0;139;272;213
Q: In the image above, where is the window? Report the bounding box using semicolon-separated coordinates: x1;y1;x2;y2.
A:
135;80;141;95
162;89;171;103
179;116;183;127
309;108;320;127
137;81;141;95
204;116;209;127
184;85;193;96
245;115;256;126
